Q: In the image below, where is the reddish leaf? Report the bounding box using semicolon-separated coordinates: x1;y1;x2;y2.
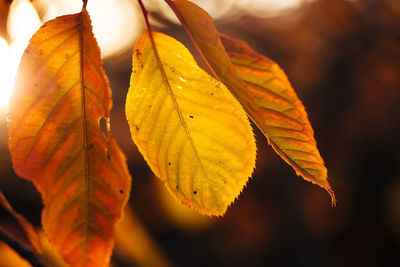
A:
0;0;11;40
0;190;42;253
7;8;131;267
221;34;335;203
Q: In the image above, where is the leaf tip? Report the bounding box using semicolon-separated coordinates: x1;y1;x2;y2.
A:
326;185;336;207
305;175;336;207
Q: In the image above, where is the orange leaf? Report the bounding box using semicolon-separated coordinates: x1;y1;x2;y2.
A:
166;0;335;204
0;0;11;40
7;8;131;267
220;34;335;204
0;190;42;253
0;242;31;267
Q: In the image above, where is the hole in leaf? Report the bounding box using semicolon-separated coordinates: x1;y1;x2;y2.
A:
193;190;197;195
99;117;109;139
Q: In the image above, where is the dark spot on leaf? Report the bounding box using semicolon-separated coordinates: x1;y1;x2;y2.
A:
193;190;197;195
170;66;175;72
119;189;124;194
168;162;171;165
141;64;144;68
176;185;179;189
210;93;214;96
135;125;140;131
181;201;191;208
65;54;70;60
148;105;152;108
188;115;194;119
216;84;220;88
89;143;94;149
106;150;110;161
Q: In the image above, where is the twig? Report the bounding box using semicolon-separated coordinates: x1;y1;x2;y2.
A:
137;0;151;30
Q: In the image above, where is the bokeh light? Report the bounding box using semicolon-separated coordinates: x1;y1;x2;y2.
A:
144;0;311;24
7;0;41;42
0;0;41;108
35;0;144;58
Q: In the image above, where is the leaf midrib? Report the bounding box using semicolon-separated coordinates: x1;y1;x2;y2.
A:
78;10;91;257
146;31;210;201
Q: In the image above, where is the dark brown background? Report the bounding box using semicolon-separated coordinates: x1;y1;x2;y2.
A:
1;0;400;266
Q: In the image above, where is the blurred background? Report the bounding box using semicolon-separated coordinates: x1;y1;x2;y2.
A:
1;0;400;266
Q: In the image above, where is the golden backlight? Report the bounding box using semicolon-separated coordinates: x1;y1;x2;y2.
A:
37;0;144;58
1;0;144;108
0;0;41;108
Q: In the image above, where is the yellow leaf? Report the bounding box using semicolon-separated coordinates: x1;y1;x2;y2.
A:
166;0;335;204
115;205;170;267
0;242;31;267
155;180;212;230
8;8;131;267
221;34;335;204
126;30;256;216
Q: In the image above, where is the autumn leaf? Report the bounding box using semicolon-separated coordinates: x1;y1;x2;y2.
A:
7;7;131;267
165;0;335;204
126;30;256;216
220;34;335;202
0;0;11;40
0;190;42;253
0;242;31;267
115;205;170;267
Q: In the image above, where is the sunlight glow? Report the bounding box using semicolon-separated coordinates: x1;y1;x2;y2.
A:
0;38;27;107
146;0;310;23
0;0;41;108
235;0;310;17
38;0;144;58
8;0;42;42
